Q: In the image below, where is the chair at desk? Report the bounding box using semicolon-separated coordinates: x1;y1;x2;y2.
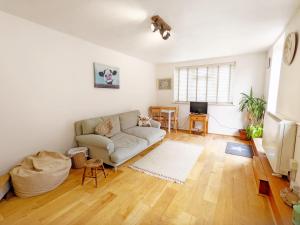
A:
150;106;179;132
149;107;164;124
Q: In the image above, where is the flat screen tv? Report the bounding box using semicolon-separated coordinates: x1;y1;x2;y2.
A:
190;102;208;114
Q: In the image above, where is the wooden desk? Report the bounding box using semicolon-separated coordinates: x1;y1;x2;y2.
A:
149;106;178;132
189;114;208;135
161;109;176;133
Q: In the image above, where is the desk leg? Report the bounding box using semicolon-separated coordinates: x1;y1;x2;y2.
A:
203;120;208;136
189;119;192;134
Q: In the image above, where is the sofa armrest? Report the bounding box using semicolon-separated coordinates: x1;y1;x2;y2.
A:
76;134;114;154
150;119;161;129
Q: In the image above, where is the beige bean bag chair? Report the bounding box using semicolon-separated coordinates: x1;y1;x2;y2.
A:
10;151;71;198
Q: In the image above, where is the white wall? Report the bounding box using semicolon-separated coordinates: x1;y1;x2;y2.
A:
156;52;267;136
0;11;156;174
276;10;300;122
267;9;300;187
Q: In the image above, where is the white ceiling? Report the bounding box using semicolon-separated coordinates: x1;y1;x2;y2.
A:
0;0;299;63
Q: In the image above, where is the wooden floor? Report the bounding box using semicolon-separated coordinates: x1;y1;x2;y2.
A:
0;132;274;225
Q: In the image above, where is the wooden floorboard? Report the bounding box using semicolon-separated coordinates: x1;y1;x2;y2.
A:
0;132;274;225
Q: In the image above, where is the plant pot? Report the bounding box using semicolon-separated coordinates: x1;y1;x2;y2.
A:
239;129;249;141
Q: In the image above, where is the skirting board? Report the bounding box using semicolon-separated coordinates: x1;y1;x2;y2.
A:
176;128;240;138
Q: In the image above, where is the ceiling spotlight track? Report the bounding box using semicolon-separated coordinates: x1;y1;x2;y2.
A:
151;15;171;40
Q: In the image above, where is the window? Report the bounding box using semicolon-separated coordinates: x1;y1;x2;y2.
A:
173;63;234;103
267;33;285;113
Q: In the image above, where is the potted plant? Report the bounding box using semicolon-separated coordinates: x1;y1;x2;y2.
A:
239;88;266;140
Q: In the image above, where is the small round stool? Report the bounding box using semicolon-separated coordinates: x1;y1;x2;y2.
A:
81;159;107;187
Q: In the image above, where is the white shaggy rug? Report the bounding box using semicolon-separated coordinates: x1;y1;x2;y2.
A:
129;140;202;184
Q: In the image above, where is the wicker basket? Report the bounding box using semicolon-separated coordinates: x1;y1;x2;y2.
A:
71;152;86;169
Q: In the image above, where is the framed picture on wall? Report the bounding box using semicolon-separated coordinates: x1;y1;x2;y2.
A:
158;78;172;90
94;62;120;89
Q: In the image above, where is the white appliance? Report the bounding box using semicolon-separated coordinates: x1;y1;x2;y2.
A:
262;112;297;175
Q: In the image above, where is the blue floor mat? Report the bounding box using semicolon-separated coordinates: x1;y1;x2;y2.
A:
225;142;253;158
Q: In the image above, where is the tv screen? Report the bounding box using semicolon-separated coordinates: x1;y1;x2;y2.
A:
190;102;208;114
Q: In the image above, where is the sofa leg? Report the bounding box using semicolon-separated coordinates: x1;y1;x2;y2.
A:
113;166;118;172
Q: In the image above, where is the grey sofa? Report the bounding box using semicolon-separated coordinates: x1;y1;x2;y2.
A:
75;110;166;168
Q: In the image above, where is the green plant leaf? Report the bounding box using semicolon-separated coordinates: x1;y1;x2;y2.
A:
239;87;267;127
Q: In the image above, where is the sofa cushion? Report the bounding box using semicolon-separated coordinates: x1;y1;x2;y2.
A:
102;115;121;137
82;117;103;135
110;132;147;163
75;121;83;136
119;110;140;130
124;126;166;145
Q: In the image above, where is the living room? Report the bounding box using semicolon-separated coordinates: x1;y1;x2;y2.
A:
0;1;300;225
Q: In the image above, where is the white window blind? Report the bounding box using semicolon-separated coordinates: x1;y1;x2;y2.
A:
174;63;234;103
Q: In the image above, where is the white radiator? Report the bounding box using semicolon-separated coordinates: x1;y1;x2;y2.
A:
262;112;297;175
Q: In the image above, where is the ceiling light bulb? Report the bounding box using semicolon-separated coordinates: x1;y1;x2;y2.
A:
151;23;157;32
162;30;170;40
162;30;169;37
151;15;171;40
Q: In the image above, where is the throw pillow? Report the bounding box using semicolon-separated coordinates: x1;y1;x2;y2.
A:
95;119;113;136
138;115;151;127
102;115;121;137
